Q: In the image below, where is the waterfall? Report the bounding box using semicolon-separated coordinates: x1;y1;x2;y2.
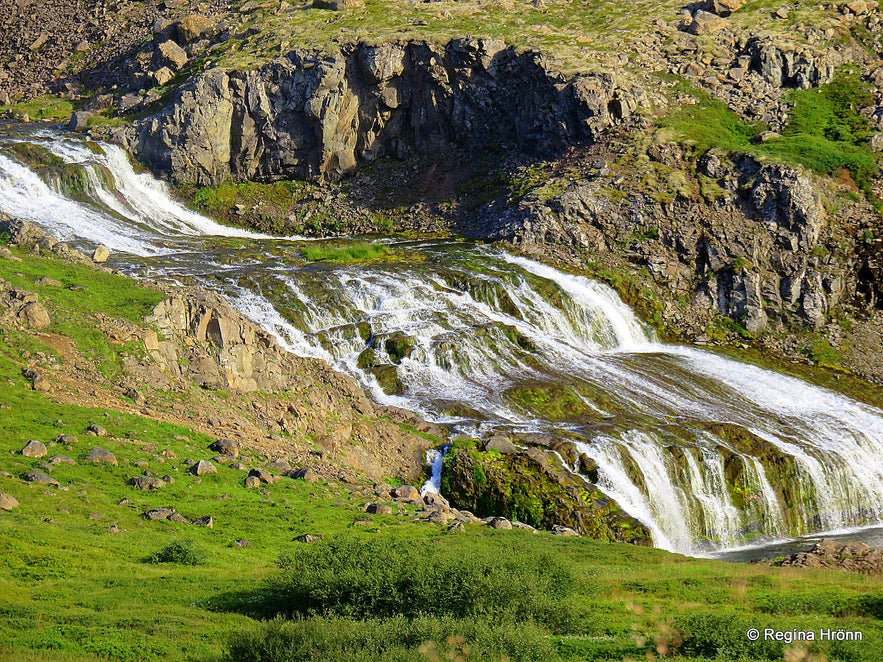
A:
3;129;883;555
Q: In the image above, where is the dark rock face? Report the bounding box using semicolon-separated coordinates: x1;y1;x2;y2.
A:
767;539;883;575
125;39;645;184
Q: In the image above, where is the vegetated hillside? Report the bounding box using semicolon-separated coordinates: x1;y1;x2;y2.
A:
1;230;882;662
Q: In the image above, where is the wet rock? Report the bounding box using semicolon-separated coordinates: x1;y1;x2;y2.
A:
484;435;517;454
0;492;20;511
21;440;47;458
189;460;217;476
771;539;883;575
85;447;117;465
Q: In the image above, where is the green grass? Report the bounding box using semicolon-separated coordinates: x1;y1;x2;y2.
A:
0;95;73;122
301;243;392;264
0;245;165;379
661;72;881;199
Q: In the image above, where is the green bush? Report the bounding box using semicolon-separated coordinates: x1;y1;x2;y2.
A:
225;615;556;662
262;536;574;627
145;540;207;566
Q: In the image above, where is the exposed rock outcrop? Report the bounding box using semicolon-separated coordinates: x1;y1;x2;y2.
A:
123;39;645;184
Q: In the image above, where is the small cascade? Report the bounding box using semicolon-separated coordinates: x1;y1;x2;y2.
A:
2;129;883;555
421;444;452;496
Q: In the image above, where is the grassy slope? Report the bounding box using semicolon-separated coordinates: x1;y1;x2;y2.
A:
0;246;881;661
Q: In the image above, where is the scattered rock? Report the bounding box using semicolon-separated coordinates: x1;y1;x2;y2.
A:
91;245;110;263
22;469;59;486
176;15;218;43
87;424;108;437
126;476;166;490
210;438;240;457
0;492;19;511
189;459;217;476
391;485;421;502
366;502;393;515
244;475;261;488
423;492;450;508
19;302;51;328
488;517;512;530
247;468;274;484
288;467;318;483
21;440;47;458
552;525;581;536
168;513;189;523
85;447;117;465
295;533;321;543
67;111;93;133
511;521;538;532
36;277;62;287
689;10;728;34
709;0;744;16
56;435;78;444
143;507;176;520
192;515;213;528
770;539;883;575
48;454;75;466
31;373;52;393
153;39;188;72
447;521;465;533
235;538;251;547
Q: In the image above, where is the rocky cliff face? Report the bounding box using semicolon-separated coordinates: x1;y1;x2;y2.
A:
123;38;645;184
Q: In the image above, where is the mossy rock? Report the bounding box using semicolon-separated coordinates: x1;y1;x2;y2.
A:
383;331;418;364
441;446;651;544
8;142;64;168
370;364;404;395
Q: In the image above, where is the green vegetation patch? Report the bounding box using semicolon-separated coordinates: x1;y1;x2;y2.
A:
0;95;74;122
301;242;392;264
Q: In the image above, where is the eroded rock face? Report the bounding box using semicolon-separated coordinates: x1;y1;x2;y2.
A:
125;39;645;184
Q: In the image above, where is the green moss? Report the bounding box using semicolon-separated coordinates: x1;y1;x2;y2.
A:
0;95;73;121
302;243;392;264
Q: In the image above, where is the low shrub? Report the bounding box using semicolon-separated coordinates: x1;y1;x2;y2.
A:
145;540;207;566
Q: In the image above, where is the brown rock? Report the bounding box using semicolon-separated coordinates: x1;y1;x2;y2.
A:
0;492;20;511
32;373;52;393
244;475;261;488
488;517;512;530
143;508;176;520
689;10;728;34
85;447;117;465
126;476;166;490
176;15;218;43
154;40;188;72
92;245;110;263
710;0;744;15
210;438;241;457
391;485;421;502
22;469;59;486
19;302;50;329
366;503;393;515
21;440;47;458
189;459;217;476
192;515;213;528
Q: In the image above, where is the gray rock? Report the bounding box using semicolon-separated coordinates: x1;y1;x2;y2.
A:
192;515;213;528
552;525;581;536
19;302;50;328
189;460;217;476
511;521;538;532
247;468;274;483
143;508;175;520
488;517;512;530
689;10;728;34
391;485;421;502
85;447;117;465
210;438;241;456
484;435;517;454
87;424;108;437
422;492;450;508
56;435;78;444
21;440;47;458
22;469;59;486
288;467;318;483
153;40;189;72
235;539;251;547
67;111;93;133
295;533;321;542
126;476;166;490
366;502;393;515
168;513;189;523
48;454;76;466
244;475;261;488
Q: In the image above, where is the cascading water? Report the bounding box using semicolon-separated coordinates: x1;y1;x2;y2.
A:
3;127;883;555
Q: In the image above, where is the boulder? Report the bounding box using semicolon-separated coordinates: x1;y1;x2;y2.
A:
552;525;581;536
151;67;175;87
189;460;217;476
709;0;744;15
143;508;176;520
391;485;421;502
126;476;166;490
85;447;117;465
244;475;261;488
87;424;108;437
488;517;513;530
48;455;75;466
21;440;47;458
295;534;321;543
19;302;50;329
153;40;188;72
67;111;93;133
511;521;538;532
366;503;393;515
247;468;274;484
0;492;20;511
168;513;189;523
92;245;110;263
192;515;214;528
313;0;365;9
22;469;59;486
423;492;450;508
484;435;517;454
689;10;728;34
175;15;218;43
209;438;240;457
56;435;78;444
288;467;318;483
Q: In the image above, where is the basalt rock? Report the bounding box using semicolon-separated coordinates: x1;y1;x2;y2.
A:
124;39;645;185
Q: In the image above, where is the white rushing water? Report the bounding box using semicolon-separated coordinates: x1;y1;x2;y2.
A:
3;129;883;555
